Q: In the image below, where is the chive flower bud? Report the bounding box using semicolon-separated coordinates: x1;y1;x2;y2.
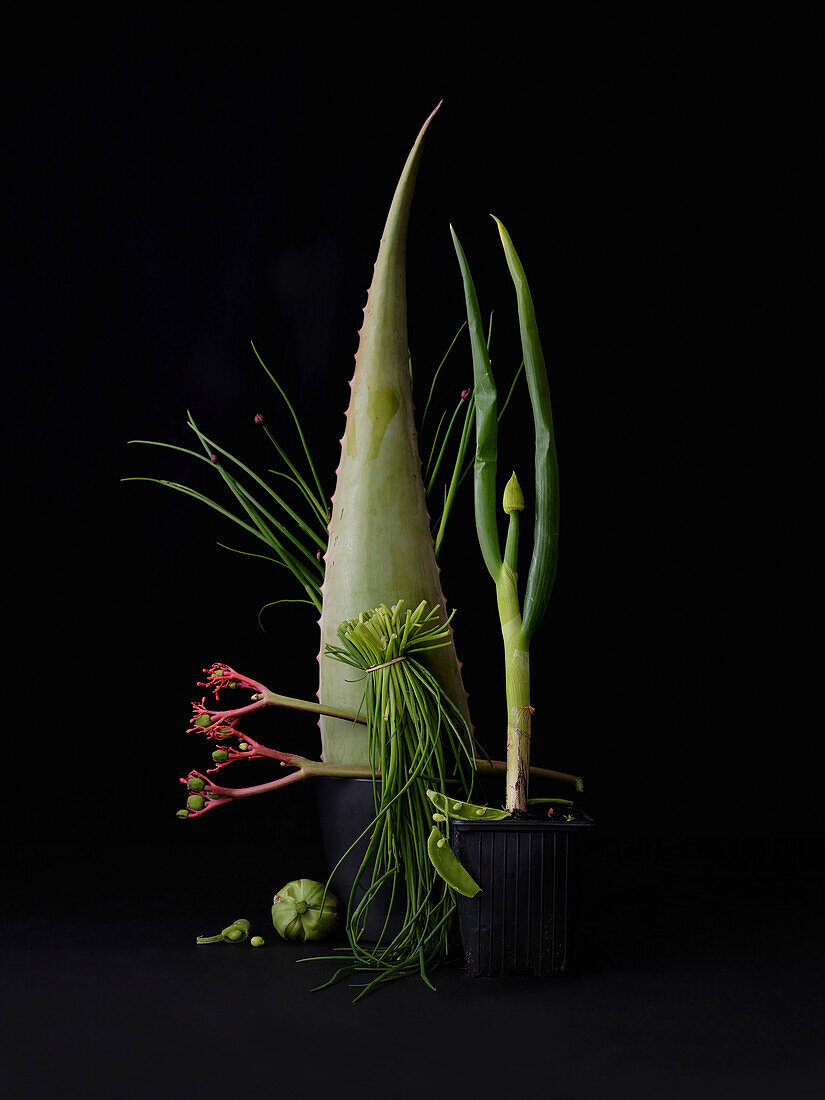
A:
254;413;265;425
503;471;524;514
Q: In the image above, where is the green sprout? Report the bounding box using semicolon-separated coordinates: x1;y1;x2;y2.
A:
451;217;560;813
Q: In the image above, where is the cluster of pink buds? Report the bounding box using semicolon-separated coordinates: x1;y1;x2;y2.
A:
176;662;311;819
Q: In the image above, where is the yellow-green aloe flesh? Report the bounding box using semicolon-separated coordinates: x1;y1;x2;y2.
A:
426;789;510;821
318;104;471;765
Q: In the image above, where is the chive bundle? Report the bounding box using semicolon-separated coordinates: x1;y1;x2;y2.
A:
310;600;476;999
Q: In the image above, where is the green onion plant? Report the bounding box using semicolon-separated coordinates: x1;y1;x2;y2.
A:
451;218;560;813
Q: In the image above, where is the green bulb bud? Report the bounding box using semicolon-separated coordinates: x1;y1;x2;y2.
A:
194;714;212;728
187;777;205;792
250;936;265;947
503;471;525;514
176;809;189;819
212;749;229;763
186;794;205;811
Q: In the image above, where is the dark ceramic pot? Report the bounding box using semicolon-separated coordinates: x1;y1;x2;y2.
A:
315;777;404;943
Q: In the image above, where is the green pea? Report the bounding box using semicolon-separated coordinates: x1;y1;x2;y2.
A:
196;917;251;945
250;936;265;947
426;790;510;822
426;827;481;898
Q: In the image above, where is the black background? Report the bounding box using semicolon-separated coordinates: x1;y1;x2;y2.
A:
3;7;821;1097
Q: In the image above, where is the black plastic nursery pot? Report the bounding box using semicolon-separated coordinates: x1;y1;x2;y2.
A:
451;813;595;978
315;777;404;943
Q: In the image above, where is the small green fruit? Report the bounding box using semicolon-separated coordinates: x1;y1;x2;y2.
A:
176;809;189;819
212;749;229;763
272;879;339;942
186;794;205;811
187;777;205;791
250;936;265;947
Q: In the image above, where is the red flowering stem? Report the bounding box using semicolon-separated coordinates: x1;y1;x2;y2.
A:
195;661;366;727
181;759;379;818
476;758;583;792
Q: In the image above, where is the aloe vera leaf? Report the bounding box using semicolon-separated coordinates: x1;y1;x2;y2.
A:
493;217;559;641
318;104;471;765
449;225;502;580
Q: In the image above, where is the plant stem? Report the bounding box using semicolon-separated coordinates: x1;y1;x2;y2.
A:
496;558;531;813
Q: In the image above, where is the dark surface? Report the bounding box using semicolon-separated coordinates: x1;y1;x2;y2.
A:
3;8;820;1098
4;833;824;1098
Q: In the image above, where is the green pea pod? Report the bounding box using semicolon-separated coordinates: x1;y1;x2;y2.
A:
426;789;510;822
196;917;251;945
426;827;481;898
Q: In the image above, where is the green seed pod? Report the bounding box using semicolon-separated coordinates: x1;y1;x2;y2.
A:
187;776;206;791
186;794;205;811
427;790;510;822
250;936;265;947
212;749;229;763
194;714;212;728
271;879;339;942
426;827;481;897
176;809;189;819
196;918;251;945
